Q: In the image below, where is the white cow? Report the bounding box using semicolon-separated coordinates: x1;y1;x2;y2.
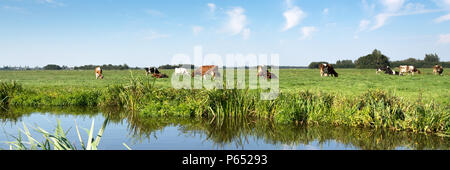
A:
175;68;190;76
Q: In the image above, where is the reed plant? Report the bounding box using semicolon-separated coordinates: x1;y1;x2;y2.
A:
5;117;109;150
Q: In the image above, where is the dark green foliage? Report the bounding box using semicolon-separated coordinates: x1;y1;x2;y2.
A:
390;54;448;68
43;64;63;70
158;64;194;69
74;64;131;70
335;60;356;68
355;49;391;69
0;81;23;108
308;62;328;69
424;53;440;63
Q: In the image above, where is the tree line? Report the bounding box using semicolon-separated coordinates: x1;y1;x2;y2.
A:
308;49;449;69
1;51;447;70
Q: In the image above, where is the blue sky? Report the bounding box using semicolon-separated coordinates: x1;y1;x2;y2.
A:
0;0;449;67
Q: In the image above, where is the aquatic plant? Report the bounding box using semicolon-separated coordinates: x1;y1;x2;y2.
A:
0;81;22;109
5;117;109;150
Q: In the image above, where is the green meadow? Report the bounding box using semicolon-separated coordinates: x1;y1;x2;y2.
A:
1;68;448;105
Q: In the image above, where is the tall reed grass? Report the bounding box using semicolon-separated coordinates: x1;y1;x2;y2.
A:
5;117;109;150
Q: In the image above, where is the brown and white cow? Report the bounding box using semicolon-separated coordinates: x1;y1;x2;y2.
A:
95;67;103;79
192;65;221;79
399;65;420;75
257;65;277;79
319;64;338;77
433;65;444;75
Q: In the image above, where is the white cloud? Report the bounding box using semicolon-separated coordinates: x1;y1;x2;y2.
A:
300;26;317;40
438;34;450;44
435;13;450;23
282;6;306;31
221;7;251;40
366;0;441;30
371;13;393;30
434;0;450;9
225;7;247;35
380;0;405;12
192;26;204;36
359;19;371;31
368;0;405;30
208;3;216;13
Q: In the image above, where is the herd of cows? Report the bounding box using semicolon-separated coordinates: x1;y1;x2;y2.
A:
375;65;444;76
93;64;445;80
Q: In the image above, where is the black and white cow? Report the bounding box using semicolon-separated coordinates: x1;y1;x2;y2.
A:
144;67;160;76
384;66;400;75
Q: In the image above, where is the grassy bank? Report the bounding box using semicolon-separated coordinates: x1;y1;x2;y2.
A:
1;76;449;136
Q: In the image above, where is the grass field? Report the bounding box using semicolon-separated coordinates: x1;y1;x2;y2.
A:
0;68;448;105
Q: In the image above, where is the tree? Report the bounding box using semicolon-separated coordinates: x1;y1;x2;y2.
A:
424;54;440;63
308;62;328;69
335;60;355;68
43;64;62;70
354;49;390;69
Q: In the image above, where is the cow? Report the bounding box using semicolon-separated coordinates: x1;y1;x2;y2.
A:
257;65;278;79
192;65;221;79
319;64;338;77
383;66;400;75
95;67;103;79
376;66;389;74
433;65;444;75
152;73;169;78
144;67;160;76
174;68;190;76
399;65;420;75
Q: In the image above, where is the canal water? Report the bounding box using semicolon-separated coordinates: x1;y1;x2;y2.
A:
0;107;449;150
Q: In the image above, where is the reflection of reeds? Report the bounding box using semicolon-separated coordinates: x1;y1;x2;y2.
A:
123;115;450;150
3;107;449;150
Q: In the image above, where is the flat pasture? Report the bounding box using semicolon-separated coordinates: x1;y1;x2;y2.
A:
0;68;448;104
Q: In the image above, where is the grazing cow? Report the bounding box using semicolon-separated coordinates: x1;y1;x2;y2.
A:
383;66;400;75
376;66;389;74
95;67;103;79
144;67;160;76
433;65;444;75
174;68;190;76
192;65;221;79
399;65;420;75
257;65;278;79
152;73;169;78
319;64;338;77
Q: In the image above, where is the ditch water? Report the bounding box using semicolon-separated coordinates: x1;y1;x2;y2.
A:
0;107;449;150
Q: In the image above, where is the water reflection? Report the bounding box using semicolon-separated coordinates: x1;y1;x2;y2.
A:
1;107;449;150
